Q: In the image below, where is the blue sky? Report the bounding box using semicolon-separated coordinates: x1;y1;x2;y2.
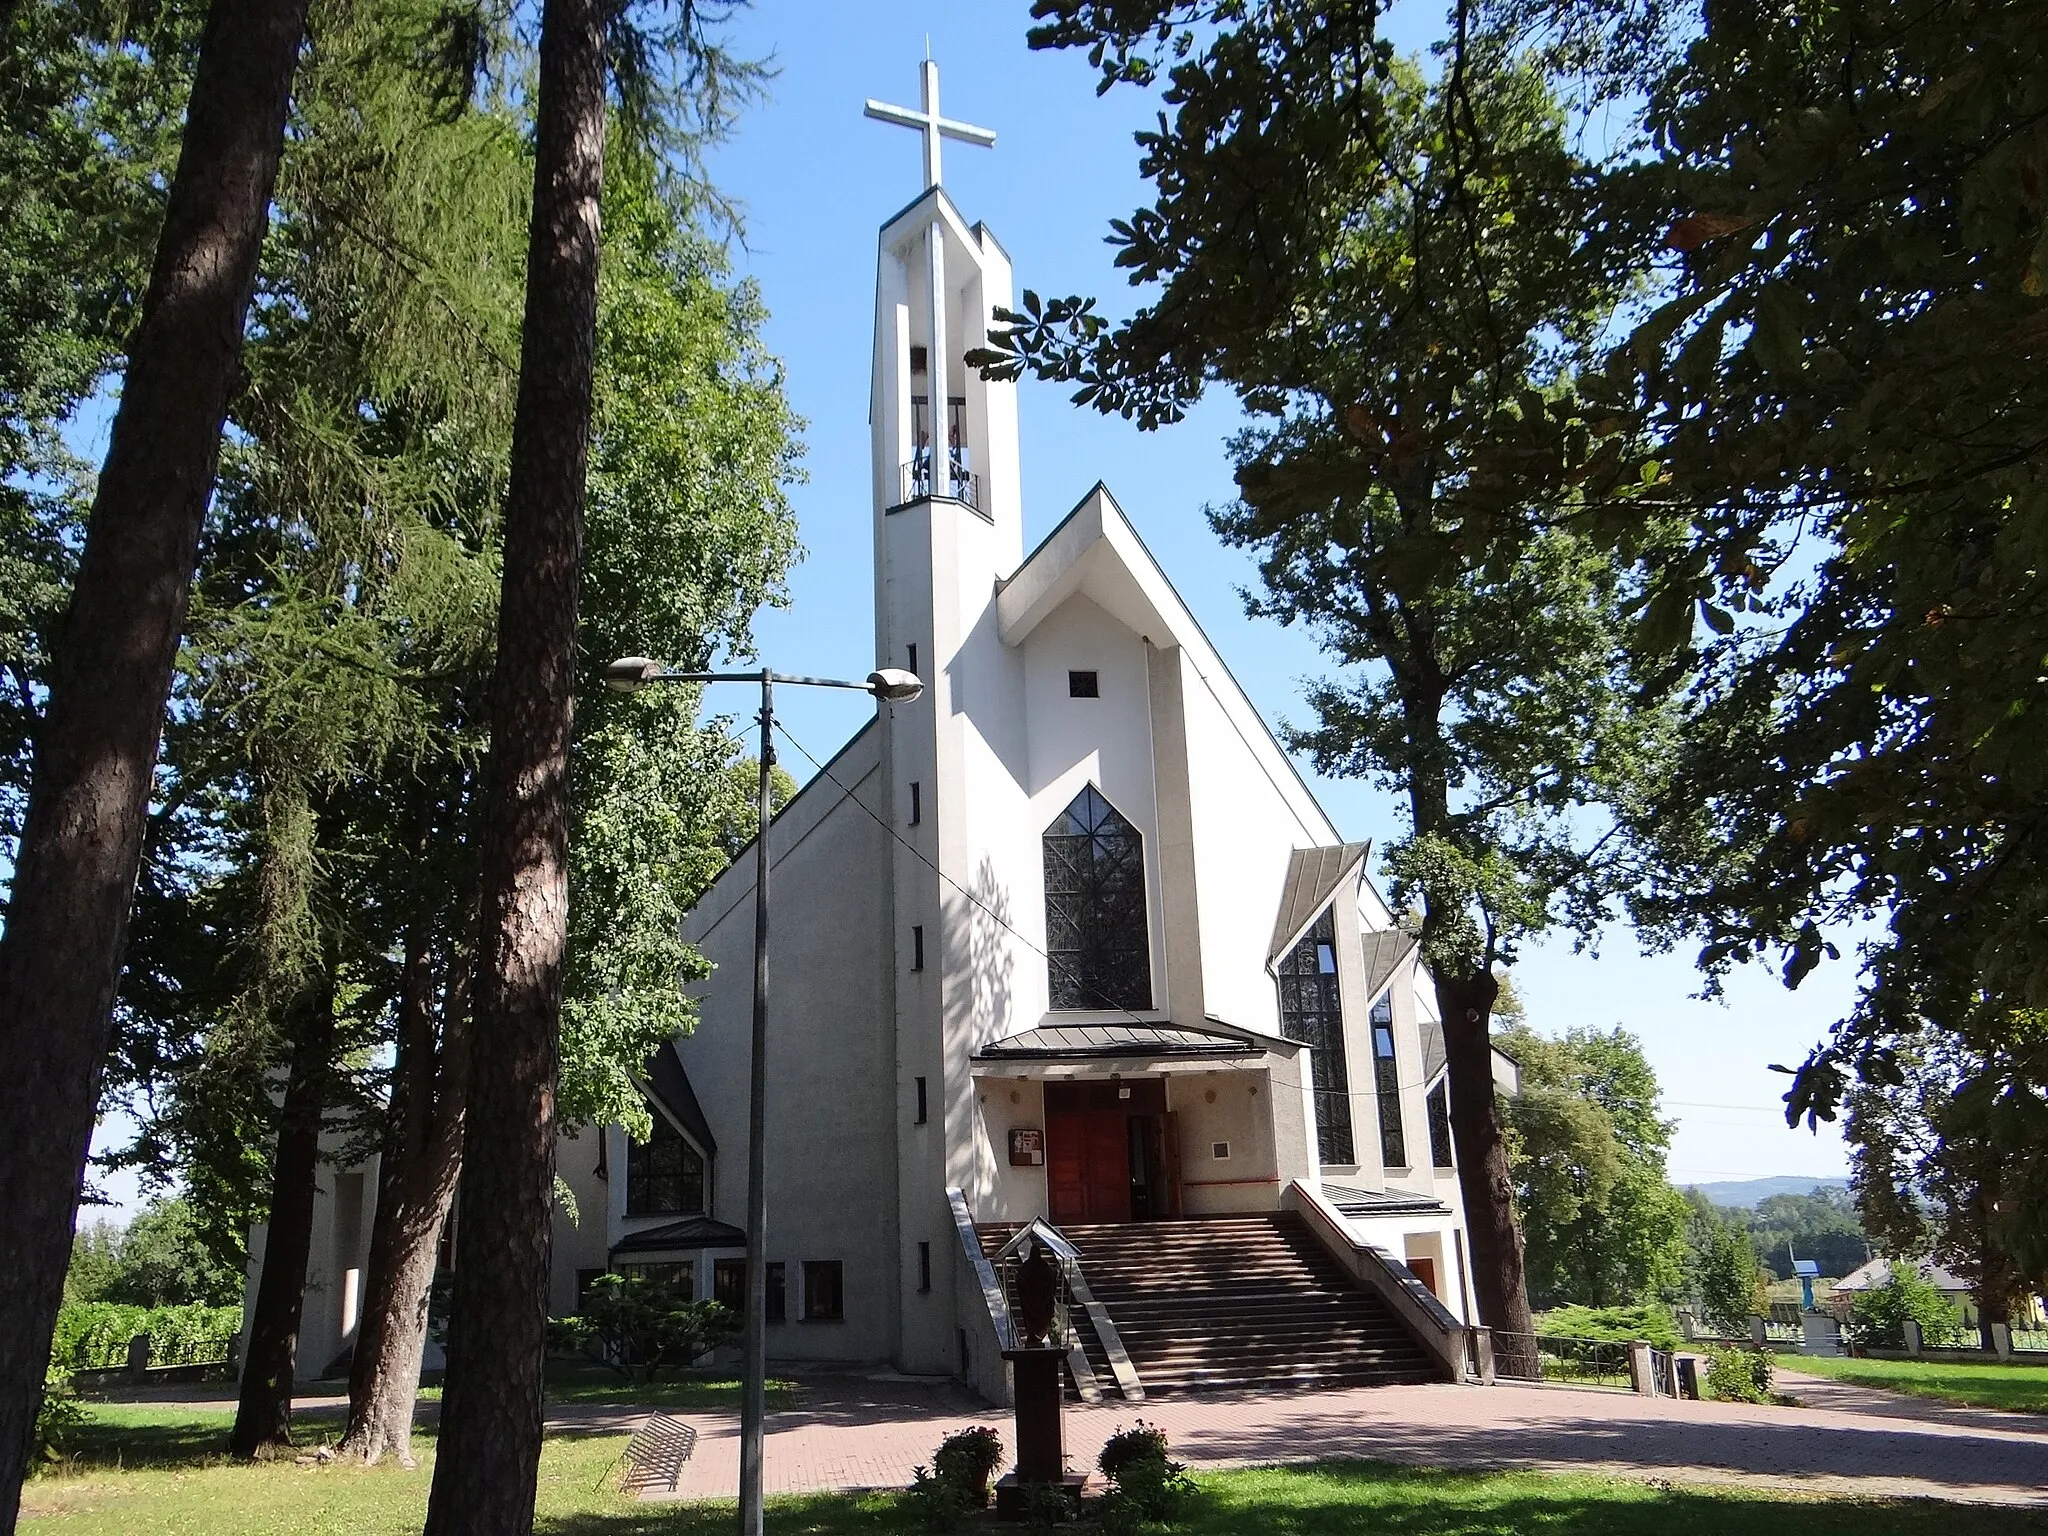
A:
691;0;1856;1189
83;0;1853;1224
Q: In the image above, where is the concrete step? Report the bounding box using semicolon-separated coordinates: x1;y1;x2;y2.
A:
1000;1211;1446;1397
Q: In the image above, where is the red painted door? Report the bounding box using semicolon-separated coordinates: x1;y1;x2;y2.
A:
1047;1107;1131;1224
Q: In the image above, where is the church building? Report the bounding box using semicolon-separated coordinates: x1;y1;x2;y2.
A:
544;63;1504;1400
279;63;1505;1399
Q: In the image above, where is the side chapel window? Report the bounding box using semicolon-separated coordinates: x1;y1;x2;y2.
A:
1427;1081;1455;1169
626;1108;705;1215
1042;785;1152;1010
1277;910;1355;1165
1372;993;1408;1168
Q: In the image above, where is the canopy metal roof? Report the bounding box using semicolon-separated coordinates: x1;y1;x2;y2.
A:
610;1215;749;1255
973;1021;1263;1063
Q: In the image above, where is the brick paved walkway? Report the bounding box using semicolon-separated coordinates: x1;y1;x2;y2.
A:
638;1368;2048;1506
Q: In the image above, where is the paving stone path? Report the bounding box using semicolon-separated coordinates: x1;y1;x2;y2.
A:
633;1368;2048;1506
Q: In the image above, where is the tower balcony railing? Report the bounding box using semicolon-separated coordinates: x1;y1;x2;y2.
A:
900;455;981;511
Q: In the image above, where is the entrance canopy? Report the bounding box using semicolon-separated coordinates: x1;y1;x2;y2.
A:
973;1021;1265;1072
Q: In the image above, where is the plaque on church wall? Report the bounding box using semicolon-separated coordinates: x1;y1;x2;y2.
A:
1009;1128;1044;1166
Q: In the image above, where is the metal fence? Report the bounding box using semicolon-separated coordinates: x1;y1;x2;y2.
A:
1515;1335;1638;1392
2010;1328;2048;1354
1650;1347;1677;1397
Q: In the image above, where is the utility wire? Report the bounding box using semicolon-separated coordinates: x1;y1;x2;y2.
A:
774;718;1453;1108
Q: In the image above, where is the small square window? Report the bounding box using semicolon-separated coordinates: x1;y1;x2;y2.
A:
1212;1141;1231;1160
766;1261;786;1324
1068;670;1099;698
803;1260;844;1322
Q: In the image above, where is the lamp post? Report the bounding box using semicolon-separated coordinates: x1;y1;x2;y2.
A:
603;657;923;1536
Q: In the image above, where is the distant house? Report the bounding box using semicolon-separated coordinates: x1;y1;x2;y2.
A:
1825;1257;2048;1330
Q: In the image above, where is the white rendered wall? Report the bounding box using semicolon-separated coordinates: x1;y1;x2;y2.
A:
550;1125;611;1315
676;732;897;1364
1175;647;1337;1035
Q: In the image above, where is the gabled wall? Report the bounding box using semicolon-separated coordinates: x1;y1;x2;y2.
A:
674;728;899;1364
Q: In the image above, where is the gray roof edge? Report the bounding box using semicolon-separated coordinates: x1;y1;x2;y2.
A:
1266;841;1373;968
640;1043;718;1158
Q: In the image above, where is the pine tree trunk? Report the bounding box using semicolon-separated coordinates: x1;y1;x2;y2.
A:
230;951;340;1459
1437;968;1538;1376
339;944;470;1467
0;0;308;1517
421;0;604;1523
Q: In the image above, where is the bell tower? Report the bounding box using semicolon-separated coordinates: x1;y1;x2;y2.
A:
865;60;1025;1374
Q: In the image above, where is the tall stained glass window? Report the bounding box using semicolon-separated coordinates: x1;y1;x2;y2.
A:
1277;910;1355;1165
1371;993;1408;1168
1427;1081;1454;1168
1042;785;1152;1010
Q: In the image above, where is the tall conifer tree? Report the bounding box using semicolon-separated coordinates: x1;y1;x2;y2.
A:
0;0;310;1515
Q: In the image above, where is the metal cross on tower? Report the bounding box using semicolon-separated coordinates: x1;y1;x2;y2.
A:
864;58;996;191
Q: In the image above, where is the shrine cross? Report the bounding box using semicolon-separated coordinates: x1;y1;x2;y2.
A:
864;58;995;192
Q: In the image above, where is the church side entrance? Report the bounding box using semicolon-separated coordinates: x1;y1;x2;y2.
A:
1044;1079;1182;1225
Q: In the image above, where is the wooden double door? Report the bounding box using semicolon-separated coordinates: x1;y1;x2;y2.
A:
1045;1079;1183;1226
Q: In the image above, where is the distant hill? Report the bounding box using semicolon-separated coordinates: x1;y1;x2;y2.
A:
1686;1175;1850;1209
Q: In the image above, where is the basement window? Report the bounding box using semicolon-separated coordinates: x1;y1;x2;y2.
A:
1068;669;1099;698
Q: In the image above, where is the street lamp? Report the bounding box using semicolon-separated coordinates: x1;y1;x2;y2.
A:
603;657;922;1536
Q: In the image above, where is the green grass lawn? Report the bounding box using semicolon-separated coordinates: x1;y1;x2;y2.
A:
24;1403;2048;1536
1778;1352;2048;1414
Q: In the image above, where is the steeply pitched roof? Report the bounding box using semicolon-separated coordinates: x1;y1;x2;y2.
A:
1417;1024;1523;1097
1360;926;1418;1000
643;1042;717;1158
611;1215;749;1255
996;484;1340;847
973;1021;1263;1063
1267;843;1372;965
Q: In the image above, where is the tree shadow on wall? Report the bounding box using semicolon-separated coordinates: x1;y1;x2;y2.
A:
969;854;1015;1036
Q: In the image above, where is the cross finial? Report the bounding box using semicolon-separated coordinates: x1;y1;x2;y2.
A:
864;58;995;192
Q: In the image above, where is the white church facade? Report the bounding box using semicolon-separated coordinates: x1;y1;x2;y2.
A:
279;64;1505;1397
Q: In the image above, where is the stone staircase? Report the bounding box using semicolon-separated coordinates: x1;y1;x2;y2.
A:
981;1212;1444;1396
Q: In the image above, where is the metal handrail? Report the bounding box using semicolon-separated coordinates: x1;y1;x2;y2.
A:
899;457;981;509
947;1187;1014;1351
